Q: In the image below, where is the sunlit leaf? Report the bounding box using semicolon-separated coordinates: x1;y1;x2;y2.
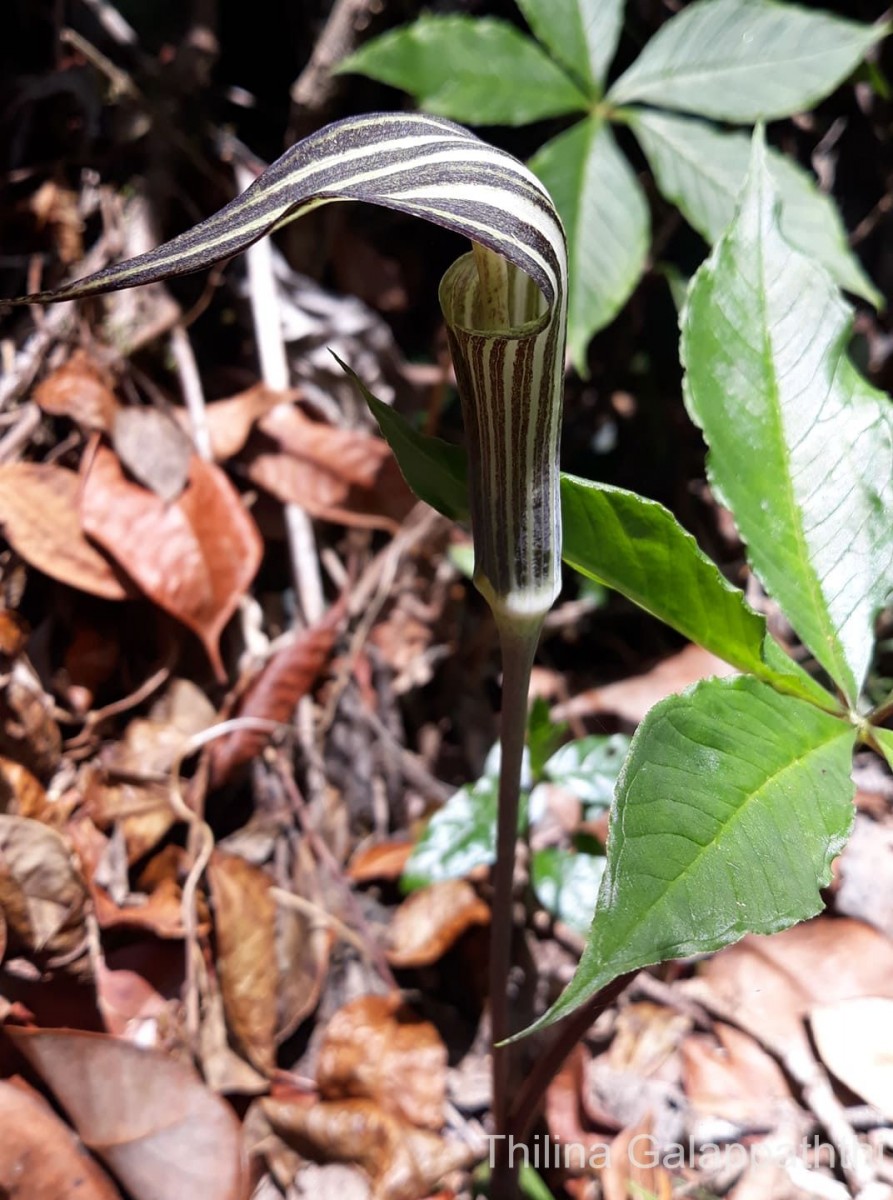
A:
630;108;880;306
682;133;893;704
528;675;856;1031
531;847;606;933
609;0;885;121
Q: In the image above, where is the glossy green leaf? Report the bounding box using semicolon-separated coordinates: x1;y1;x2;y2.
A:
543;733;630;811
338;15;588;125
515;0;625;93
561;474;835;708
630;108;880;306
531;847;606;934
609;0;885;122
402;776;501;890
528;675;856;1031
531;118;649;373
681;134;893;704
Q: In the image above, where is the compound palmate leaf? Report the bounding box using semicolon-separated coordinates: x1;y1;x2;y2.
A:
528;674;856;1032
531;118;649;373
514;0;625;94
337;15;588;126
682;133;893;706
609;0;884;123
629;108;880;307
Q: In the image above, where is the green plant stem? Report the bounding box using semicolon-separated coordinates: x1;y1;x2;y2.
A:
489;613;542;1200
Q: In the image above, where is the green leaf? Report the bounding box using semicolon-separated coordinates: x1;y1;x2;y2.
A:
873;727;893;771
515;0;625;93
681;134;893;705
527;697;568;781
543;733;631;811
402;776;501;890
531;118;649;373
528;675;856;1031
337;15;588;125
338;356;469;523
349;367;838;712
608;0;885;122
630;109;880;307
560;474;835;708
531;847;606;934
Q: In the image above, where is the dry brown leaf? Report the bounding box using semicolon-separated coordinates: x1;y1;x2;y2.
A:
94;956;171;1042
80;443;263;680
0;755;51;822
83;773;176;865
207;849;278;1074
555;644;738;726
0;607;29;657
681;1023;793;1124
836;814;893;940
347;841;414;884
33;350;117;430
30;180;84;264
9;1027;246;1200
545;1044;614;1158
112;407;194;502
0;463;135;600
317;993;447;1131
0;813;88;956
275;849;333;1043
263;1094;472;1200
810;997;893;1119
690;917;893;1059
187;384;290;462
246;405;413;530
208;603;344;787
0;1077;123;1200
601;1114;673;1200
386;879;490;968
607;1003;690;1077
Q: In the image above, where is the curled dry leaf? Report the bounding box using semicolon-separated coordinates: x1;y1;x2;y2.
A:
263;1094;472;1200
0;464;134;600
0;1077;123;1200
80;443;263;680
0;813;88;956
207;849;278;1074
810;997;893;1119
8;1027;246;1200
317;993;447;1131
247;405;413;531
208;601;344;787
275;844;333;1042
386;879;490;969
33;350;117;430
